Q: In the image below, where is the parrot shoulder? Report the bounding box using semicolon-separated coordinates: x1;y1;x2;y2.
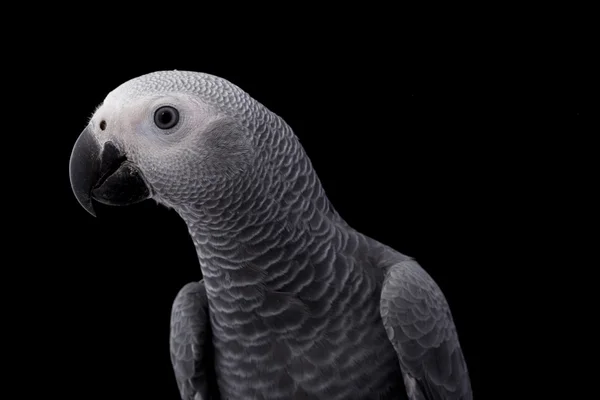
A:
170;280;218;400
379;259;472;400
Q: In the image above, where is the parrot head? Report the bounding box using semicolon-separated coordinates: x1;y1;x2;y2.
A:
69;71;258;216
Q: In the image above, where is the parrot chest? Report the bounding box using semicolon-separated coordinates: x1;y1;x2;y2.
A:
208;266;406;399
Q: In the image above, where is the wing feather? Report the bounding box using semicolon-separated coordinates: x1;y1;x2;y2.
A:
380;260;472;400
170;280;219;400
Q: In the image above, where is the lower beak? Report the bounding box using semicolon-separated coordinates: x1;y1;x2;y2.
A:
69;125;151;216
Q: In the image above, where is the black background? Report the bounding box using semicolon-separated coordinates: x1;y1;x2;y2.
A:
6;10;590;400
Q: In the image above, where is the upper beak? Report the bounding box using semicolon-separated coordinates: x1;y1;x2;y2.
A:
69;125;151;217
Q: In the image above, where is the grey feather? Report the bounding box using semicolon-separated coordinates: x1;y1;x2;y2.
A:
170;280;218;400
72;70;472;400
380;260;472;400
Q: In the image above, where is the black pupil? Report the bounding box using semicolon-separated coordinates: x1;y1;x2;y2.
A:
158;110;172;125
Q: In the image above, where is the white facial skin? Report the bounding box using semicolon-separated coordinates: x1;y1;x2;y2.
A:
89;91;256;207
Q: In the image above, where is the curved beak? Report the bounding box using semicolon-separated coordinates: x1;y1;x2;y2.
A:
69;125;151;217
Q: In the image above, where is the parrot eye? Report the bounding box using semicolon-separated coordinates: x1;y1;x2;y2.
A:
154;106;180;130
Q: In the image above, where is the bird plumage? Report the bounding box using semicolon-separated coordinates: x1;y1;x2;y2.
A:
70;70;472;400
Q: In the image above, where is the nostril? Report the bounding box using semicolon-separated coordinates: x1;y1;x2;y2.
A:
100;120;107;130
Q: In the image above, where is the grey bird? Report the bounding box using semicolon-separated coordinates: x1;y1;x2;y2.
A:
69;70;472;400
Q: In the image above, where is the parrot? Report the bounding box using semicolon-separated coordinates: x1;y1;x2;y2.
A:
69;70;472;400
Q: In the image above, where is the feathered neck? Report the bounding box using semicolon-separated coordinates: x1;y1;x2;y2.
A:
174;117;344;302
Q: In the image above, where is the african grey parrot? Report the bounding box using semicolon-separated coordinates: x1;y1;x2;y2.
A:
69;70;472;400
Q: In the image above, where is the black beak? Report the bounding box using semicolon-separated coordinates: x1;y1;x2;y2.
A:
69;125;151;217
